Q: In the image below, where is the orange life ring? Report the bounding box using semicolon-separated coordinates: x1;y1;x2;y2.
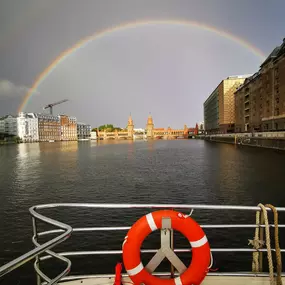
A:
122;210;210;285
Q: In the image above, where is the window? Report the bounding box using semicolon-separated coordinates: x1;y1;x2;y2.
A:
274;67;279;75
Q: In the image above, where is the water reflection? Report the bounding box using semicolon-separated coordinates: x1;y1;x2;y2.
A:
127;140;134;160
96;139;131;147
217;144;247;204
12;143;41;204
38;141;79;153
147;140;154;152
15;143;40;180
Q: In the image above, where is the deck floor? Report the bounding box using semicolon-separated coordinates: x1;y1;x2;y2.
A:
61;275;285;284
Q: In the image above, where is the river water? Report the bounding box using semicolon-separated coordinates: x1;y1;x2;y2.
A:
0;140;285;284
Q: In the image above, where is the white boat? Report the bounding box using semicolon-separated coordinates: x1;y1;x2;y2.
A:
0;203;284;285
48;140;55;143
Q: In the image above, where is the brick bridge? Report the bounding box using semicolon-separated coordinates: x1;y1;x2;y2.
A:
97;115;189;140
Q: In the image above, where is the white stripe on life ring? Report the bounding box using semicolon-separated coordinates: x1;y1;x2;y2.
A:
127;262;144;276
174;276;183;285
122;236;128;248
190;235;208;248
146;213;157;231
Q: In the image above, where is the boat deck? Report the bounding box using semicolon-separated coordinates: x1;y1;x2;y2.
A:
62;276;285;285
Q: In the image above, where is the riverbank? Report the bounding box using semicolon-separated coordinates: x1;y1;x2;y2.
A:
0;141;20;145
202;132;285;150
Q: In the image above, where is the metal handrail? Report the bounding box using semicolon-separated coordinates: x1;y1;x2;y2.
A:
38;223;285;237
0;203;284;284
31;203;285;211
0;206;72;279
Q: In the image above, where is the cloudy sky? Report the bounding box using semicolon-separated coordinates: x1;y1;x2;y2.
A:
0;0;284;128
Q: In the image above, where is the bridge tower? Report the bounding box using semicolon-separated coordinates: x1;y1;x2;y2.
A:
146;113;154;138
127;114;134;139
184;124;188;138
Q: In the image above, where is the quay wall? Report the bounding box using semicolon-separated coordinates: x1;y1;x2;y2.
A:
202;132;285;150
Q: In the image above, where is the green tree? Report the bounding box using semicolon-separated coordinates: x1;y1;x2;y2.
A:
95;124;123;132
13;136;22;144
98;124;113;131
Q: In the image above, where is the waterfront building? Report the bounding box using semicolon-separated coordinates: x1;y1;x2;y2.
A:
36;113;61;142
188;126;198;137
17;112;39;142
235;38;285;132
0;118;5;133
90;131;97;140
204;75;250;134
77;122;91;140
0;115;18;136
59;115;77;141
235;73;261;132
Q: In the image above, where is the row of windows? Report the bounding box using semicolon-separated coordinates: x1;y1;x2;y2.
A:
39;123;60;126
62;131;77;133
39;133;59;136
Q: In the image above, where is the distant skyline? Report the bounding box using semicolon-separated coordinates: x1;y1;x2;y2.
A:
0;0;284;128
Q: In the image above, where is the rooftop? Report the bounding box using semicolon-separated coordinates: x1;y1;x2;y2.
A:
260;38;285;67
235;71;261;93
226;74;252;79
260;47;281;67
0;115;17;120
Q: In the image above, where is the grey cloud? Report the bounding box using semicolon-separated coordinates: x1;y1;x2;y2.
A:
0;79;38;98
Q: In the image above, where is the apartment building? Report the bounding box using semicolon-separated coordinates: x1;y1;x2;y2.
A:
0;118;5;133
235;38;285;132
36;113;61;142
60;115;77;141
77;122;91;140
17;112;39;142
0;115;18;136
204;75;249;134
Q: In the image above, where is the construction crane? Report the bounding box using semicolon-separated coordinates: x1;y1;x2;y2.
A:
43;99;69;115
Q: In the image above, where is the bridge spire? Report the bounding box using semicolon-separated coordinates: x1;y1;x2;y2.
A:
128;113;133;126
127;114;134;138
147;113;153;125
146;113;154;138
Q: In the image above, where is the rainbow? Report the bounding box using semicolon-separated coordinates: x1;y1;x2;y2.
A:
19;19;266;112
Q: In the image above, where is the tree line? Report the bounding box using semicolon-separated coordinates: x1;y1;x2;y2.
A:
91;124;124;132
